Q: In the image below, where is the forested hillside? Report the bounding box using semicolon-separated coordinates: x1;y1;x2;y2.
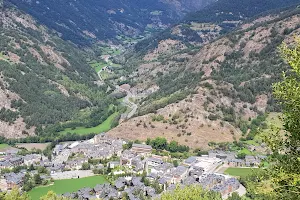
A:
0;6;117;138
134;0;300;55
6;0;214;46
108;6;300;148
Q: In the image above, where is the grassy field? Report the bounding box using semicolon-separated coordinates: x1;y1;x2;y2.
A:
89;60;107;72
60;112;118;135
100;47;121;56
0;144;10;150
224;167;258;178
29;175;107;200
238;148;254;155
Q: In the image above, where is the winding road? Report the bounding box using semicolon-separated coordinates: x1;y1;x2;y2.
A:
96;61;138;119
116;85;138;119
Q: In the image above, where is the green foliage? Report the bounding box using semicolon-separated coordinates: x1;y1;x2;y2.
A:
146;137;190;153
81;162;91;170
0;187;30;200
160;185;222;200
173;160;179;167
40;191;74;200
0;108;19;123
33;174;42;185
264;37;300;199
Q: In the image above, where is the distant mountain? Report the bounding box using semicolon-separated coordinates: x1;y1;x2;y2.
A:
134;0;300;54
5;0;214;46
0;6;117;138
109;6;300;149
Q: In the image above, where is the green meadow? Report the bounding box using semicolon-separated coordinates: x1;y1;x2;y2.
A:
59;112;119;135
29;175;107;200
224;167;258;178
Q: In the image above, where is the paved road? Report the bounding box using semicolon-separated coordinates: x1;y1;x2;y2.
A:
96;55;138;119
116;85;138;119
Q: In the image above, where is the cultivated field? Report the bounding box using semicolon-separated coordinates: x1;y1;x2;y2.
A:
16;143;50;151
29;175;107;200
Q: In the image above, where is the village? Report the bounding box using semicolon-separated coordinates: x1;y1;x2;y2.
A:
0;133;268;199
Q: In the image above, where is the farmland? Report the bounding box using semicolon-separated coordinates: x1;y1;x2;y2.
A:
28;175;107;200
59;112;119;135
89;60;107;72
16;143;50;151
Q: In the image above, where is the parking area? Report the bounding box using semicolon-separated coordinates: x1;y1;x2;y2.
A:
51;170;94;180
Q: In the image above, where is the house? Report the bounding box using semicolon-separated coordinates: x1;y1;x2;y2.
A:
183;176;197;186
93;133;112;144
131;176;143;187
224;178;240;193
208;151;236;160
8;156;24;167
151;162;173;176
227;159;244;167
245;155;260;166
147;173;158;182
47;164;64;174
144;186;156;198
147;157;163;167
53;145;64;155
131;144;152;154
0;161;12;169
189;166;204;179
211;184;227;195
76;187;94;200
65;158;88;170
24;154;41;166
5;148;19;156
108;161;120;169
115;177;126;190
199;174;225;189
171;166;188;184
68;141;80;149
0;172;25;191
120;150;137;165
183;156;198;166
131;157;145;173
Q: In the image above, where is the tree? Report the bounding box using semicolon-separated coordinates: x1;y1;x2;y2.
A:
262;37;300;199
167;141;179;152
34;174;42;185
0;187;30;200
81;162;91;170
227;192;242;200
150;137;167;150
173;160;179;167
40;191;73;200
160;185;222;200
28;164;35;171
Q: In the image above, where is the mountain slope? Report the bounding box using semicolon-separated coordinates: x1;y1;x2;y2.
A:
6;0;214;46
108;6;300;149
0;6;116;138
133;0;300;55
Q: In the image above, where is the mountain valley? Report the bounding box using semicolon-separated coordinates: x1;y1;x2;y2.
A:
0;0;299;199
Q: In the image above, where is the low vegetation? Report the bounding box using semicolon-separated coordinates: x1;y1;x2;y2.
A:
28;175;107;200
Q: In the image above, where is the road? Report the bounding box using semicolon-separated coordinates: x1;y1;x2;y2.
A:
96;54;138;119
116;85;138;119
